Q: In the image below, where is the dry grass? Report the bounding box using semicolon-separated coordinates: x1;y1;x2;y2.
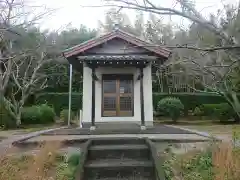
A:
164;141;240;180
213;142;240;180
0;142;61;180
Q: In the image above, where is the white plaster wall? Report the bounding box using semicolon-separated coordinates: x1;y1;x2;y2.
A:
82;63;153;126
143;64;153;126
82;63;92;123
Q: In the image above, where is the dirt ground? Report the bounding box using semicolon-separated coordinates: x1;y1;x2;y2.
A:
0;125;62;140
179;124;240;141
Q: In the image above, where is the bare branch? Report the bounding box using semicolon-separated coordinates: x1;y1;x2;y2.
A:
145;0;157;8
102;0;238;44
81;4;176;15
119;43;240;52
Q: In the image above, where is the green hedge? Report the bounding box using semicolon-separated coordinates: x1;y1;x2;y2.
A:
60;109;74;125
200;103;234;121
153;93;228;112
21;104;55;125
157;97;184;121
0;103;16;129
34;92;237;117
35;93;82;116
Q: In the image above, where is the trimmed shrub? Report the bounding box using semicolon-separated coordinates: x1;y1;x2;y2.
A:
157;97;184;121
35;92;237;117
60;109;73;125
39;104;55;124
201;103;234;121
21;104;55;125
21;106;41;125
0;103;16;129
153;93;228;114
60;109;68;124
35;93;82;116
201;104;217;117
193;107;203;116
213;103;234;121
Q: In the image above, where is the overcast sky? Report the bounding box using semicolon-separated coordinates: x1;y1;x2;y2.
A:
28;0;238;31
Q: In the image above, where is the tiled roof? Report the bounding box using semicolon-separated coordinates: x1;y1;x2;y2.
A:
63;29;171;59
77;55;158;61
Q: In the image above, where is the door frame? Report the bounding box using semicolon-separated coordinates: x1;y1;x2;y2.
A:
101;74;134;117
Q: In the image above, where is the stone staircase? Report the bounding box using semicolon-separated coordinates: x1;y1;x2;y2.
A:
81;138;162;180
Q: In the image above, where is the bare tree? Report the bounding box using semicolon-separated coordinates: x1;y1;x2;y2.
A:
97;0;240;120
3;49;52;125
0;0;55;126
1;0;54;92
160;53;240;116
103;0;240;45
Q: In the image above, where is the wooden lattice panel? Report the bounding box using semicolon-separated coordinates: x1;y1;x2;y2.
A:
102;75;133;117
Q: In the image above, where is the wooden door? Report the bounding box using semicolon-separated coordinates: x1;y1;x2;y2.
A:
102;75;133;117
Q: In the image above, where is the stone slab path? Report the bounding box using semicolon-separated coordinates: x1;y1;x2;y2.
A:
43;125;197;135
25;133;210;143
0;126;67;154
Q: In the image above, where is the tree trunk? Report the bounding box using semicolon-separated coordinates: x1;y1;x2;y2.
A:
16;112;21;127
230;93;240;123
222;92;240;123
234;114;240;123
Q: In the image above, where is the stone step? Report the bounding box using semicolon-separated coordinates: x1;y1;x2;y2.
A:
84;168;155;180
89;144;148;151
85;176;154;180
88;144;150;161
84;159;155;180
85;159;153;168
82;138;157;180
91;138;146;146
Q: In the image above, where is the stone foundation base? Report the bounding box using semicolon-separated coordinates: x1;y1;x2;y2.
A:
82;121;153;128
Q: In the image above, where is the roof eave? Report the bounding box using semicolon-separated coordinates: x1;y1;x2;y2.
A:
62;29;171;59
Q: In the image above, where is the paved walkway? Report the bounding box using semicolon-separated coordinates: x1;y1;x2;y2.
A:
15;124;210;143
0;125;217;157
0;124;218;157
0;127;67;153
1;124;213;145
43;125;197;135
25;133;210;142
